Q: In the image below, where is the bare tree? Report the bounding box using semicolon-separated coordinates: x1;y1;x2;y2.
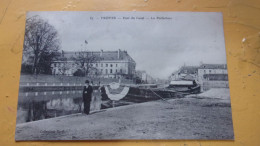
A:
23;16;60;74
72;49;98;77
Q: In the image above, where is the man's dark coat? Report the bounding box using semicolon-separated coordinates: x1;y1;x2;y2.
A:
82;85;93;114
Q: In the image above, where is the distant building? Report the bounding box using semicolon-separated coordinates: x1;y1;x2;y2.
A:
169;64;229;91
197;64;228;82
170;66;199;81
197;64;229;91
135;70;155;84
51;49;136;79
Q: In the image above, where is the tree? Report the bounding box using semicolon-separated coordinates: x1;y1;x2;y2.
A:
71;49;98;77
73;69;85;77
23;16;60;74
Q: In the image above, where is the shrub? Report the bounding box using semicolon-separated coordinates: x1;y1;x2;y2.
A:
73;69;85;77
21;64;33;74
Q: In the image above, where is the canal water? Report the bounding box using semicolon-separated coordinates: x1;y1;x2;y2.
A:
16;90;103;124
16;88;155;124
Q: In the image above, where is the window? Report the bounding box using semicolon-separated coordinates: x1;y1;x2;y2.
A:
105;69;108;74
101;69;103;73
116;69;117;73
116;64;118;67
106;64;108;67
101;64;103;67
204;70;206;73
120;69;122;73
110;64;113;67
110;69;113;73
96;64;98;67
209;70;211;73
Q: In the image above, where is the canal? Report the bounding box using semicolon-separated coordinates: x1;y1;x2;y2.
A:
16;87;159;124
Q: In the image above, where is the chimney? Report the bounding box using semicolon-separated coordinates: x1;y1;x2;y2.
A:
100;49;103;57
118;49;120;59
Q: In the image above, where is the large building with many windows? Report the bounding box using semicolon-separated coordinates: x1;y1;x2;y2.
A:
51;49;136;79
197;64;228;82
197;64;229;90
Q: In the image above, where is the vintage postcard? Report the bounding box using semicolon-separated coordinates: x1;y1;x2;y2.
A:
15;11;234;140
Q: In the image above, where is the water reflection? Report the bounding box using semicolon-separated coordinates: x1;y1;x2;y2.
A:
16;90;102;124
16;88;157;124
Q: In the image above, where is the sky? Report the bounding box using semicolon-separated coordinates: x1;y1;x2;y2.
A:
27;11;227;79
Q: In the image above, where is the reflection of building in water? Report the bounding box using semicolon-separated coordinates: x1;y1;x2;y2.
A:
16;91;103;124
51;49;136;79
16;98;83;123
46;98;80;111
17;101;48;123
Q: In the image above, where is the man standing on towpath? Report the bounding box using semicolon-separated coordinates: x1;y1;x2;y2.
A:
82;80;93;115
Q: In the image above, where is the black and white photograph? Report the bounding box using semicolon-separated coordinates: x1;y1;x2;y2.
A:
15;11;234;140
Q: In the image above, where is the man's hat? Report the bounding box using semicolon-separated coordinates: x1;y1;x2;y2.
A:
85;80;90;83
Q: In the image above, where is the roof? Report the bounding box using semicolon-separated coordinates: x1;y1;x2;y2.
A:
57;50;135;63
198;64;227;69
176;66;199;74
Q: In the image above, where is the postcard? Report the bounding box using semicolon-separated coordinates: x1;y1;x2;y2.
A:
15;11;234;140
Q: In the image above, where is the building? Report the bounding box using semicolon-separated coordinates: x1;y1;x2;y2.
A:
51;49;136;79
169;66;199;81
135;70;155;84
197;64;228;82
197;64;229;91
169;64;229;91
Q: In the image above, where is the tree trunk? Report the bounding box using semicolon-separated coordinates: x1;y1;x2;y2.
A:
33;55;38;75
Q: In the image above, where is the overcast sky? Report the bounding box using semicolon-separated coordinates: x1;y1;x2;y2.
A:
27;11;227;79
